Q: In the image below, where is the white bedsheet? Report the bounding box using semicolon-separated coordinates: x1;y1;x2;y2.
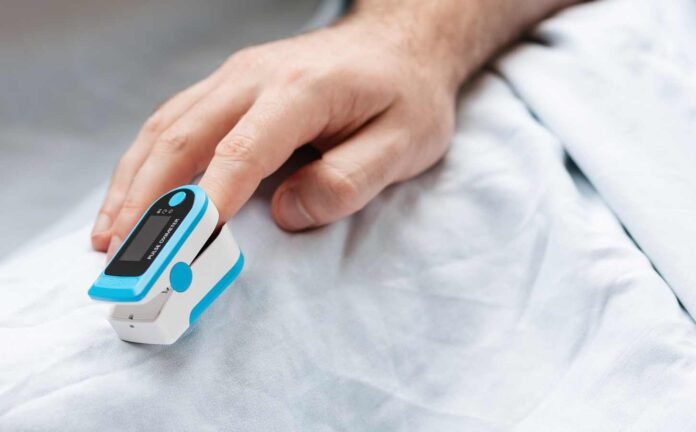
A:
2;0;696;430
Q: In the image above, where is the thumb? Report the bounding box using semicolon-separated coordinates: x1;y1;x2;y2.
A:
272;122;406;231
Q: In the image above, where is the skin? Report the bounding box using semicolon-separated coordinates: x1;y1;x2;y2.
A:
92;0;580;259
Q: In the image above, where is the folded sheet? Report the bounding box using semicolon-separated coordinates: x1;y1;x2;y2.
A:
2;0;696;430
498;0;696;322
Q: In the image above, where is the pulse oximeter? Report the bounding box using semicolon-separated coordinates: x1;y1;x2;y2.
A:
88;185;244;345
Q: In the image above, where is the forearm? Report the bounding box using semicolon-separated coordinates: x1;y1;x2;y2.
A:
346;0;580;90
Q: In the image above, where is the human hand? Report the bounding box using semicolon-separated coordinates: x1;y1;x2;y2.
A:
92;13;459;258
92;0;578;259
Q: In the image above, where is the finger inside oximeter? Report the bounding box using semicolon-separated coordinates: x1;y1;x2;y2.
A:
87;185;244;345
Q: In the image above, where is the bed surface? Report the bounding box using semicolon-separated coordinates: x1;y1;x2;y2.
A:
2;0;696;430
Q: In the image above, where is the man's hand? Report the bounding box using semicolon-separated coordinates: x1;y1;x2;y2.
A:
91;0;578;259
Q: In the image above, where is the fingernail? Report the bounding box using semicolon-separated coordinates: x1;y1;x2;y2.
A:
92;213;111;236
106;235;122;262
278;188;314;230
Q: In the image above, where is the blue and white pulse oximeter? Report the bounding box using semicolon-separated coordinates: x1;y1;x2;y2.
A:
88;185;244;344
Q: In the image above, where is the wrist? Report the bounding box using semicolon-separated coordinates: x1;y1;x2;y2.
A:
337;8;472;92
343;0;580;93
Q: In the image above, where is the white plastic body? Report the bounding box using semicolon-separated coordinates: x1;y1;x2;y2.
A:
106;202;241;344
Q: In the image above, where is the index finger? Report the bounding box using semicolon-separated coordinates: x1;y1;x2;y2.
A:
92;75;223;251
199;87;328;222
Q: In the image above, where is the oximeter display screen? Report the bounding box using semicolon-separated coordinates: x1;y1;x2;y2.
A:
105;189;195;276
120;215;172;261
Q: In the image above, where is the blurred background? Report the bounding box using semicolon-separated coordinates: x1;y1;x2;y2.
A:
0;0;339;259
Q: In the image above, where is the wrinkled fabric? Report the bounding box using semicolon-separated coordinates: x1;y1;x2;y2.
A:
497;0;696;322
2;0;696;430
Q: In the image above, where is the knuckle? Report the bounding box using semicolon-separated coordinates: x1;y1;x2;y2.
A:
375;147;399;184
280;65;312;85
116;152;136;172
225;47;262;70
154;131;190;155
102;193;123;215
278;64;334;91
119;198;141;214
215;134;254;160
321;163;362;210
117;199;144;226
142;112;166;135
93;209;113;227
215;134;264;175
276;66;335;107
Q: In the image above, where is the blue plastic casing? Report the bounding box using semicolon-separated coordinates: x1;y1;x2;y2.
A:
88;185;209;303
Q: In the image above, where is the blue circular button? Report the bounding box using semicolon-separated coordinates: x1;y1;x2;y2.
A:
170;262;193;292
168;191;186;207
